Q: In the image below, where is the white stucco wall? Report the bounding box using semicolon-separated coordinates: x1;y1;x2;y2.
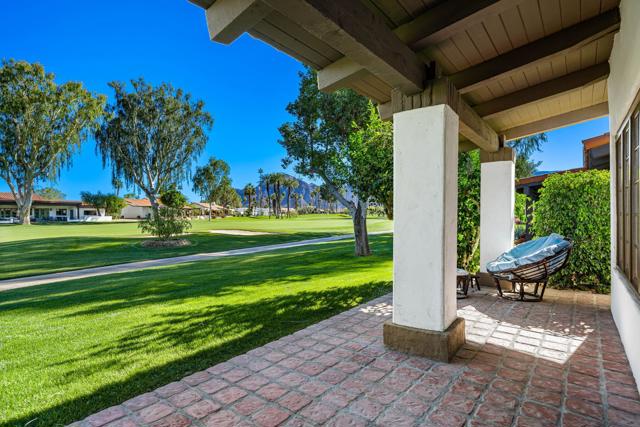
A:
121;206;152;219
392;105;458;332
479;160;515;272
607;0;640;391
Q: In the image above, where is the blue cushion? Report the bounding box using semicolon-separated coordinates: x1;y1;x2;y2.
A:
486;233;570;273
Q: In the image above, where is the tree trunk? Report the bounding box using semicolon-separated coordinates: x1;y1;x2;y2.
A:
266;185;271;218
208;201;212;221
148;194;161;219
286;189;291;218
16;189;33;225
352;200;371;256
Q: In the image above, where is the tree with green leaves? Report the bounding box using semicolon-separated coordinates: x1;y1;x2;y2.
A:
112;177;124;197
269;173;286;218
95;78;212;216
508;133;547;179
279;68;377;255
160;188;188;210
283;176;299;218
80;191;125;217
35;187;66;201
219;183;242;213
456;151;481;271
192;157;231;221
310;187;321;212
243;183;256;215
0;60;105;224
257;168;264;209
292;192;302;211
347;104;393;219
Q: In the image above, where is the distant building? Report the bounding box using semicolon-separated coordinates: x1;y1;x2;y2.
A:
121;198;156;219
515;132;610;202
0;192;103;222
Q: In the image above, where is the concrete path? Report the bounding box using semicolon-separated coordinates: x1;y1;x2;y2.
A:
0;232;390;292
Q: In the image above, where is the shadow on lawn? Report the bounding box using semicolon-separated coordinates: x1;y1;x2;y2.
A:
0;236;392;315
7;280;392;427
0;231;333;280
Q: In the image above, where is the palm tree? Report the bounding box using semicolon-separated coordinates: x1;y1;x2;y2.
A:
257;168;264;209
263;173;272;218
112;177;123;197
283;176;299;218
270;173;286;218
292;193;301;212
311;187;321;212
243;183;256;215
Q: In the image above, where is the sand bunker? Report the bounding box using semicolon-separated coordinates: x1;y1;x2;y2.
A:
208;229;275;236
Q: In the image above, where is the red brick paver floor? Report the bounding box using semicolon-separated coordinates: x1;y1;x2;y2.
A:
72;289;640;426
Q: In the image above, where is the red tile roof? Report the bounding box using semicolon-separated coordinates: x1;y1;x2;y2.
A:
124;198;155;207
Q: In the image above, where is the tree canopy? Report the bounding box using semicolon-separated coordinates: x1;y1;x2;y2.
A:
80;191;126;216
508;133;547;179
35;187;66;201
96;78;212;211
279;68;377;255
192;157;232;220
0;60;105;224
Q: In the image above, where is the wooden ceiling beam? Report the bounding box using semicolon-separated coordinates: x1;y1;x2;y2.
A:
474;62;610;119
451;8;620;94
502;103;609;141
262;0;426;94
396;0;526;49
205;0;272;44
317;0;522;93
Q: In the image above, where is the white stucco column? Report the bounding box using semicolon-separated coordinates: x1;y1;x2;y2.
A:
479;148;516;272
391;104;459;333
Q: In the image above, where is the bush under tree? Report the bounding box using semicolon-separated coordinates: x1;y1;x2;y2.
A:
139;189;191;241
532;170;610;292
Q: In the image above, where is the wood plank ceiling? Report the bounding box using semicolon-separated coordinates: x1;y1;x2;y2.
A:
191;0;620;140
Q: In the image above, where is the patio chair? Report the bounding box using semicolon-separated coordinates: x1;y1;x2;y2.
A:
486;234;573;302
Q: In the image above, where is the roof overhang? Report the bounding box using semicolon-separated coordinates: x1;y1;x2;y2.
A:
191;0;620;150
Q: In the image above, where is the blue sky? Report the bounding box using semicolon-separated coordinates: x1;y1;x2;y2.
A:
0;0;609;201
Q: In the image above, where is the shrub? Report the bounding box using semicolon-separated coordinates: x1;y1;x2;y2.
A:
139;206;191;240
532;170;610;292
457;151;480;272
160;189;187;209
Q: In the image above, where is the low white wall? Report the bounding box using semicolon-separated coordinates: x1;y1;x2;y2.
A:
83;215;112;222
607;0;640;391
611;268;640;386
121;206;151;219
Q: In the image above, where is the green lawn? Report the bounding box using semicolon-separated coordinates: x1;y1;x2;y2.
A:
0;235;393;426
0;214;392;279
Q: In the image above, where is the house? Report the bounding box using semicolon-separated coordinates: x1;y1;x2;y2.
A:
121;198;156;219
516;132;611;202
189;201;225;218
0;192;104;222
194;0;640;386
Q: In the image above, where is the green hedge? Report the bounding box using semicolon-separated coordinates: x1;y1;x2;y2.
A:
532;170;610;293
457;151;480;272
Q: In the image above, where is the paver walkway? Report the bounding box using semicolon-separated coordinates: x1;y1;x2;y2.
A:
74;289;640;427
0;232;389;292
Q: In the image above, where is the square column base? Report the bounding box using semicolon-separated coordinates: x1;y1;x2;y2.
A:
383;317;465;362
